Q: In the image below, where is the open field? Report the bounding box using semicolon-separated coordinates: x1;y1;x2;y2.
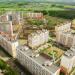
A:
0;2;75;11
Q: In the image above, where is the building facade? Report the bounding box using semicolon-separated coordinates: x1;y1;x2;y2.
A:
55;22;71;32
60;47;75;74
26;12;43;19
0;11;21;25
0;21;13;36
16;46;60;75
55;22;75;48
28;29;49;49
0;35;18;58
56;31;75;47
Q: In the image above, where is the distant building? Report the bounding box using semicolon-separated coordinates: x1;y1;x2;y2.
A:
60;47;75;74
16;45;60;75
6;11;21;25
28;29;49;49
0;35;18;58
26;12;43;19
55;22;71;32
56;31;75;47
55;22;75;48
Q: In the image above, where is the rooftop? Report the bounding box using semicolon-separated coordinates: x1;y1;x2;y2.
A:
56;22;71;27
62;30;75;37
64;49;75;58
17;45;60;74
29;29;48;37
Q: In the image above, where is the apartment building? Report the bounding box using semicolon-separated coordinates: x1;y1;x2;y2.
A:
55;22;71;32
56;31;75;47
0;35;18;58
60;47;75;74
28;29;49;49
16;45;60;75
72;19;75;28
26;12;43;19
55;22;75;48
0;11;21;25
56;32;67;46
0;21;13;36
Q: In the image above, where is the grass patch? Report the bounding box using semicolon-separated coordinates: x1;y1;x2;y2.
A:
0;59;20;75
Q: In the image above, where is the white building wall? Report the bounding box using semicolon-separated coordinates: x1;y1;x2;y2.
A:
16;49;53;75
0;35;18;58
28;30;49;49
61;55;75;73
55;23;71;32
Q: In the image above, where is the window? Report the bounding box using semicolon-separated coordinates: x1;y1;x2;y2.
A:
8;15;12;21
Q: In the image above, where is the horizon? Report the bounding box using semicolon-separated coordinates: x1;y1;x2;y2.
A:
0;0;75;3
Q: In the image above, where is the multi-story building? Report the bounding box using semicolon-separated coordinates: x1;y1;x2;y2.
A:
71;19;75;28
56;31;75;47
26;12;43;19
60;47;75;74
16;45;60;75
28;29;49;49
0;11;21;25
55;22;71;32
0;21;13;36
0;35;18;58
55;22;75;48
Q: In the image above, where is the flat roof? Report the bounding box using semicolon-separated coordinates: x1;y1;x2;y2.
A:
64;49;75;58
17;45;60;74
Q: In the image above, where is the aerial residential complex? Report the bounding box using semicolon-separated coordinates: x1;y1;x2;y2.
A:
16;45;60;75
16;29;60;75
0;11;75;75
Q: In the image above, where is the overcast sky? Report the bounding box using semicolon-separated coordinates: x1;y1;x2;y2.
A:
0;0;75;2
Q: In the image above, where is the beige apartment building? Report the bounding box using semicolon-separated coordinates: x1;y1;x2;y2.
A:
0;11;21;25
0;21;13;36
56;31;75;47
28;29;49;49
0;35;18;58
55;22;75;48
55;22;71;32
60;47;75;74
16;45;60;75
26;12;43;19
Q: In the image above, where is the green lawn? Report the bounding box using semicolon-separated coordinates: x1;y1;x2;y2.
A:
0;2;75;11
0;59;20;75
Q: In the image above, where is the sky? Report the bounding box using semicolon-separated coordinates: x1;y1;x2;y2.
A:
0;0;75;3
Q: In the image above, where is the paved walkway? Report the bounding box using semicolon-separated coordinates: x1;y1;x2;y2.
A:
0;70;3;75
0;56;10;61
